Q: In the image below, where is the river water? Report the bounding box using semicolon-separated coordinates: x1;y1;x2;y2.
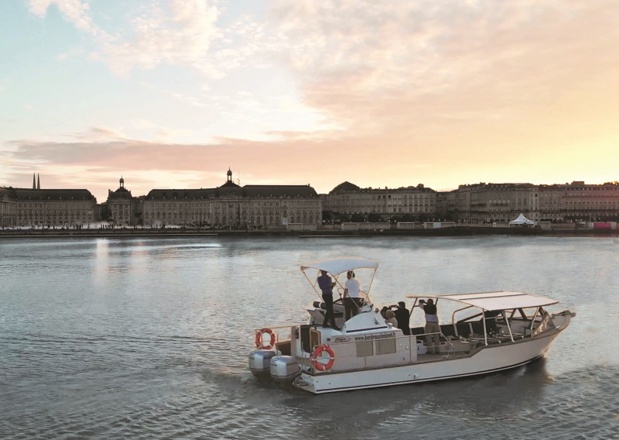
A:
1;236;618;439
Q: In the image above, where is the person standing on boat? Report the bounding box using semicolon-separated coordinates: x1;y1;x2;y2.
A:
391;301;411;335
317;270;340;330
385;310;398;327
343;270;363;320
419;299;440;354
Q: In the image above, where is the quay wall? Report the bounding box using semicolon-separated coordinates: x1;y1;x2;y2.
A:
0;225;616;239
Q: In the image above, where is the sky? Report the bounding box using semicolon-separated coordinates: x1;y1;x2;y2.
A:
1;0;618;202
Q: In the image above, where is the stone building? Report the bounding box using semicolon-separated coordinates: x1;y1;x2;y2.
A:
438;183;539;223
0;189;14;227
141;169;322;228
538;181;619;221
437;181;619;223
0;175;97;227
105;177;139;226
323;181;437;221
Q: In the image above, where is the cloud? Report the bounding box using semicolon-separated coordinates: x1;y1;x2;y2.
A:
71;126;127;142
265;0;619;138
1;126;370;198
28;0;94;32
27;0;233;77
99;0;222;75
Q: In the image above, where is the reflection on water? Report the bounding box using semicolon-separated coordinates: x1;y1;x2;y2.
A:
1;236;618;439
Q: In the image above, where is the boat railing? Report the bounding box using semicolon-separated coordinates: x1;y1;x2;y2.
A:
418;331;457;356
253;325;293;351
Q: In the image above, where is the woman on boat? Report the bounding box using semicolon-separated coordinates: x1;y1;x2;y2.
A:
385;310;398;327
420;299;440;354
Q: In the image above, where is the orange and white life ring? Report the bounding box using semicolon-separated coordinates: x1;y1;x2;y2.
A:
255;328;276;350
312;344;335;371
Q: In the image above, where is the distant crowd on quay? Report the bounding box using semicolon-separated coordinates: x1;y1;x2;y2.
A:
2;168;619;234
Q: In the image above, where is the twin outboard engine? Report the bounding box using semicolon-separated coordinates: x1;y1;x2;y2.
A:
269;356;300;384
248;350;277;377
249;351;301;384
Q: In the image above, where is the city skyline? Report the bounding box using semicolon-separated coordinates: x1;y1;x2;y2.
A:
11;170;618;204
2;1;619;203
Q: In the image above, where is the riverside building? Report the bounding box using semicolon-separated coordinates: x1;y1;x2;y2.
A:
437;183;539;223
323;181;437;221
538;181;619;222
105;177;140;226
3;174;619;228
436;181;619;223
141;169;322;229
0;174;96;227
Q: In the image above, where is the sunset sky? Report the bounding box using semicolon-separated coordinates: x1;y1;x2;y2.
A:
1;0;618;202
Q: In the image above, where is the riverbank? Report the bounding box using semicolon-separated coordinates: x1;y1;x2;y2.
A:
0;225;616;239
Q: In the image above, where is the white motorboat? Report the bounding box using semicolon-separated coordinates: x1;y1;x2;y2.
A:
248;257;575;394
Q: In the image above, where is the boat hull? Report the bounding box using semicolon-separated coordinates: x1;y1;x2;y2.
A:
293;331;559;394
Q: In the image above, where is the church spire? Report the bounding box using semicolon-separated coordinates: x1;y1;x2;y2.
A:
32;173;36;189
37;173;40;190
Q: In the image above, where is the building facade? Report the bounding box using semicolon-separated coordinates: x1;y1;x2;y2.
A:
436;181;619;223
105;177;140;226
141;169;322;228
0;187;97;227
323;181;437;221
3;173;619;228
538;181;619;221
437;183;539;223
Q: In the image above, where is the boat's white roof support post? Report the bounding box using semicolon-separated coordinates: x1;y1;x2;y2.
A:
503;310;516;342
530;307;540;338
364;270;377;304
303;269;325;303
482;312;488;346
451;305;474;328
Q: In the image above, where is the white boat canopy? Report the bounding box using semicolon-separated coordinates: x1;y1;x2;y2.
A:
301;257;378;276
407;291;559;311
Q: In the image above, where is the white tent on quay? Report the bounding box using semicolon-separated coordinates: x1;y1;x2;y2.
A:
509;213;535;226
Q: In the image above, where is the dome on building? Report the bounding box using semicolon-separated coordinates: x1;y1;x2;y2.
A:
330;181;360;194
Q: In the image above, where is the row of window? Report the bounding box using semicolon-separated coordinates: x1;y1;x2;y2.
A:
145;201;320;208
16;203;91;208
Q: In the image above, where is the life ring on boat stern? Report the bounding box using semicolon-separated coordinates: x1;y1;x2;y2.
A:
312;344;336;371
255;328;276;350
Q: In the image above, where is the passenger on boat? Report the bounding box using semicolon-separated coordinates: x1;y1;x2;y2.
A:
391;301;411;335
380;306;389;319
419;299;440;354
317;270;340;330
385;310;398;327
344;270;363;320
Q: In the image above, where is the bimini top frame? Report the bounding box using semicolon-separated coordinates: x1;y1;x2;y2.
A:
406;290;558;312
301;257;378;303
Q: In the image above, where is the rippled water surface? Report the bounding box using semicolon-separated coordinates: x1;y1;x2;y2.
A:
1;236;618;439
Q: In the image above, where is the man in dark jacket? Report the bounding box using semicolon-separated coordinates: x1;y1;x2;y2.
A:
317;270;340;330
391;301;411;335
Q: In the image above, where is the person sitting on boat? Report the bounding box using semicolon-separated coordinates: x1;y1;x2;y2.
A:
343;270;363;320
419;299;440;354
317;270;340;330
390;301;411;335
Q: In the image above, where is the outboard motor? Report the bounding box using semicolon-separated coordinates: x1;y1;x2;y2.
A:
249;350;277;377
270;355;301;384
